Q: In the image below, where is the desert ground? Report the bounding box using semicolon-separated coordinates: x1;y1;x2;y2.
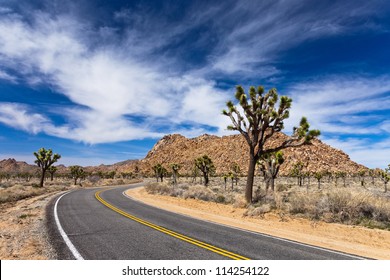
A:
0;175;389;259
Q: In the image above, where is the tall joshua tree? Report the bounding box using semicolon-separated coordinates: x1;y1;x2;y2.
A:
223;85;320;203
258;151;284;192
34;148;61;187
194;155;215;187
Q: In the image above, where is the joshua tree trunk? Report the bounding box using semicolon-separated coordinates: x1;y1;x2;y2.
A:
173;172;177;186
385;182;388;193
39;169;45;188
245;152;257;203
270;177;275;192
202;172;209;186
74;177;77;185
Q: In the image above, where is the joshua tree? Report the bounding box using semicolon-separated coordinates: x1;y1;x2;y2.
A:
191;164;199;183
290;161;305;187
70;165;85;185
228;172;235;190
358;170;366;187
194;155;215;187
34;148;61;187
258;151;284;192
379;164;390;193
106;171;116;179
171;163;181;186
223;174;228;190
48;166;57;181
314;172;324;190
231;163;241;185
152;164;167;182
368;169;377;186
223;85;320;202
335;171;342;187
121;172;133;179
222;173;234;191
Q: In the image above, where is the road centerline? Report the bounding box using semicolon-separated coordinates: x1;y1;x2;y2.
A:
95;189;250;260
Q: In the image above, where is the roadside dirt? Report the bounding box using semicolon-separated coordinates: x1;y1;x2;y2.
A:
0;191;62;260
126;187;390;260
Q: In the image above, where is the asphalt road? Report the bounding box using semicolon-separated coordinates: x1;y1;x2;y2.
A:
47;183;364;260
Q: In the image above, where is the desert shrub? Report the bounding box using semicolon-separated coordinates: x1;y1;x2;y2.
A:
276;184;290;192
0;182;14;189
170;188;184;197
215;195;226;203
116;179;124;185
183;185;216;201
232;194;248;208
245;204;272;217
0;184;65;204
287;189;390;229
88;175;100;184
144;182;172;195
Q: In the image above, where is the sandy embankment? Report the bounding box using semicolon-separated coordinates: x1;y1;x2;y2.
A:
126;187;390;260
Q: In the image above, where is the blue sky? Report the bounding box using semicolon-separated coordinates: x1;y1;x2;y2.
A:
0;0;389;168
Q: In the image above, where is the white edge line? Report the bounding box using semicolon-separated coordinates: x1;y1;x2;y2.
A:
54;191;84;260
122;189;366;260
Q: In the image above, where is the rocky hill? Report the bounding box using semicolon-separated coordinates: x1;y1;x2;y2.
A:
116;133;367;176
0;158;38;174
1;133;368;177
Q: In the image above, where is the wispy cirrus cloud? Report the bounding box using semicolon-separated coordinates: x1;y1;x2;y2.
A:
285;76;390;135
0;9;230;143
282;76;390;168
203;0;387;77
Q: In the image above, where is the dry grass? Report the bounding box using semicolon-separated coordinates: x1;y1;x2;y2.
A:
287;189;390;229
0;184;67;204
145;176;390;231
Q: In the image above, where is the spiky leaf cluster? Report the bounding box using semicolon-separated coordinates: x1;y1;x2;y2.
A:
48;166;57;175
34;148;61;170
70;165;85;179
171;163;181;172
152;163;167;177
223;85;320;156
380;164;390;183
194;155;216;175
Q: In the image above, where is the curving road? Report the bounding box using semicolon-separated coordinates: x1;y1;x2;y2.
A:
46;183;364;260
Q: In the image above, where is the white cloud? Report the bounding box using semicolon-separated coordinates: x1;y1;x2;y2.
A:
0;70;17;83
323;137;390;169
0;11;232;143
0;0;388;174
284;76;390;136
0;103;53;134
205;0;384;76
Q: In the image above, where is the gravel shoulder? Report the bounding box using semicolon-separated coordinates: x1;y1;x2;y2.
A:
0;191;64;259
125;187;390;260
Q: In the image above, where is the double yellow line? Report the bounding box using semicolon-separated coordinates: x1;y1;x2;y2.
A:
95;190;250;260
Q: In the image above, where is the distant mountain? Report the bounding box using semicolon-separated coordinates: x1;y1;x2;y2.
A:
0;158;38;174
